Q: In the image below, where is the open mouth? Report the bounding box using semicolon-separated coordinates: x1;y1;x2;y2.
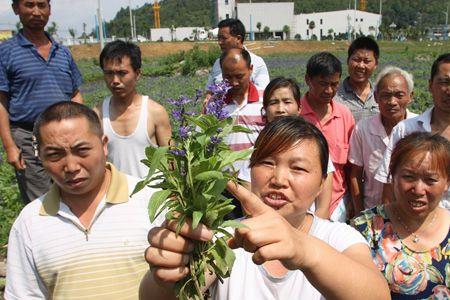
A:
264;192;289;210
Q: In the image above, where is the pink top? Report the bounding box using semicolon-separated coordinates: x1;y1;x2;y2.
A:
300;94;355;215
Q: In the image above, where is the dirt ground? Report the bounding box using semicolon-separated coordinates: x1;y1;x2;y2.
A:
69;40;352;60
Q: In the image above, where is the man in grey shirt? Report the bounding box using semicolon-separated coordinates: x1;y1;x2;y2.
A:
335;37;379;122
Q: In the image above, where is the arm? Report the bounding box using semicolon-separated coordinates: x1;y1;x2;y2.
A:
0;91;24;170
314;172;332;219
71;89;84;104
349;164;365;218
149;101;172;147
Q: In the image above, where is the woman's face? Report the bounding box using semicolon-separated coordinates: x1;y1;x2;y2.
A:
265;87;300;123
392;152;449;217
250;139;324;226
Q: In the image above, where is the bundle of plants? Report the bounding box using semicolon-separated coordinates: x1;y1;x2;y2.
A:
133;81;251;299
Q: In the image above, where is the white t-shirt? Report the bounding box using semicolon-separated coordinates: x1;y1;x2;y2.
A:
210;216;367;300
349;111;417;209
206;49;270;90
375;107;449;210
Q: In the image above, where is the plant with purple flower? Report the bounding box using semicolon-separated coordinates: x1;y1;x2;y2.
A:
133;81;253;300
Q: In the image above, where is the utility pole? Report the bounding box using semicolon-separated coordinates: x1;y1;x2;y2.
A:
249;0;254;41
129;0;134;40
444;3;449;40
98;0;104;49
378;0;383;40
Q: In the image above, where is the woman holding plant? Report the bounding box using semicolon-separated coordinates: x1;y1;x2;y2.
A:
140;116;390;300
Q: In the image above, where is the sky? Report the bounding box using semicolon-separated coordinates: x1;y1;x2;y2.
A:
0;0;152;38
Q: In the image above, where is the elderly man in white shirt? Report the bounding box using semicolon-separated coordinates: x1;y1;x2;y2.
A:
375;53;450;210
206;18;270;90
348;66;417;217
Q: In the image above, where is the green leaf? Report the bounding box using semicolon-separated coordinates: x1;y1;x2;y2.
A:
131;178;149;196
194;171;223;181
220;220;247;229
148;189;172;222
192;211;203;229
146;146;169;180
204;209;219;227
220;149;252;168
231;125;253;133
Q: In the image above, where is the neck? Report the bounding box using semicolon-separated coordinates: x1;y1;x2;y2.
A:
21;27;49;46
61;168;111;217
233;90;248;106
348;78;370;95
305;94;331;119
391;202;437;231
111;92;140;108
431;107;450;129
381;112;406;135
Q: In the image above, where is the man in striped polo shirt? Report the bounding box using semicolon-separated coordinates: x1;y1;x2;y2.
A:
6;102;161;299
0;0;83;203
220;47;265;218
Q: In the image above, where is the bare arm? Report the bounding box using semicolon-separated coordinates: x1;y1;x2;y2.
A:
349;164;365;218
149;101;172;147
71;89;84;104
314;172;332;219
0;91;24;170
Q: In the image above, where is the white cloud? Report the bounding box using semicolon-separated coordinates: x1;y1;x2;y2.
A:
0;0;152;37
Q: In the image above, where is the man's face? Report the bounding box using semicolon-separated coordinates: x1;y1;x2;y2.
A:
39;117;108;200
221;54;252;97
13;0;50;31
305;73;341;106
375;74;412;121
429;62;450;114
102;56;140;100
347;49;377;84
218;26;242;52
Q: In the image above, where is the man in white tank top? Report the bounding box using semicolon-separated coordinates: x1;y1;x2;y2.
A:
94;41;172;178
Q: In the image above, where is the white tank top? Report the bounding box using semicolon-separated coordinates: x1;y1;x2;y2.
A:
102;96;156;178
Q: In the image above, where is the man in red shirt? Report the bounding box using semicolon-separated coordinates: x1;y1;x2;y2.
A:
300;52;355;222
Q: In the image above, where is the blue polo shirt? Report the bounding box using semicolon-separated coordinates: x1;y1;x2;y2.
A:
0;31;82;122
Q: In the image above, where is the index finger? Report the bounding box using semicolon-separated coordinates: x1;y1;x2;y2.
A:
226;181;272;217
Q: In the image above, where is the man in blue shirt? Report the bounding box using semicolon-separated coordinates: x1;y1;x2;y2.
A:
0;0;83;203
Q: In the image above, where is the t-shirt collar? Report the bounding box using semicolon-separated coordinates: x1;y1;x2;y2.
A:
17;29;58;48
224;81;259;105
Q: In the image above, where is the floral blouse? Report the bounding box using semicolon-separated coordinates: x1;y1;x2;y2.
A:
352;205;450;299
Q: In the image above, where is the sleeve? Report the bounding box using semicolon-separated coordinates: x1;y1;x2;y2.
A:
68;52;83;91
5;223;48;299
348;122;364;166
0;47;10;93
375;125;402;184
252;56;270;89
206;59;221;89
323;221;368;252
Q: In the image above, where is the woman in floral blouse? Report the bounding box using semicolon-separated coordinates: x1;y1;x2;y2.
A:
353;132;450;299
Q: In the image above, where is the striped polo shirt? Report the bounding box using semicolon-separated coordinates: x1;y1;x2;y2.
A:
223;82;265;152
6;163;161;299
0;30;82;122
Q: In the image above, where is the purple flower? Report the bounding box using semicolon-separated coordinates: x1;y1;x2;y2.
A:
172;109;184;122
210;136;222;145
178;126;191;139
169;149;186;156
205;98;230;120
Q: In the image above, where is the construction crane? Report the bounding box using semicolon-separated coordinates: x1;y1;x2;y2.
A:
359;0;367;11
153;0;161;28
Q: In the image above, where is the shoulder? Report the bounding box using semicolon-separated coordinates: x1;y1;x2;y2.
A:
352;205;388;234
147;98;169;119
10;196;47;236
311;216;367;252
56;44;75;58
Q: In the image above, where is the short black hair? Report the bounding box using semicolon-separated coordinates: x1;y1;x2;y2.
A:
218;18;246;43
347;36;380;62
99;40;141;71
219;47;251;69
430;53;450;81
306;52;342;79
12;0;50;4
34;102;103;147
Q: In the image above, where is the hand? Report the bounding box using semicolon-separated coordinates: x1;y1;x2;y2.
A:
145;217;213;285
226;181;309;270
201;93;212;114
6;145;25;170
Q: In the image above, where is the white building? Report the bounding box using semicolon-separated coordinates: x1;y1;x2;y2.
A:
215;1;381;40
149;27;208;42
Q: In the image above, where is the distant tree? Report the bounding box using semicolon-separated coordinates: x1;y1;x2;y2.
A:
263;26;270;39
308;20;315;39
294;33;301;40
282;25;290;40
68;28;76;40
327;28;334;40
47;21;58;36
256;22;262;32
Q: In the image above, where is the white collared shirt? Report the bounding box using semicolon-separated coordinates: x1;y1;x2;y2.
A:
349;110;417;208
375;107;449;210
206;50;270;90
